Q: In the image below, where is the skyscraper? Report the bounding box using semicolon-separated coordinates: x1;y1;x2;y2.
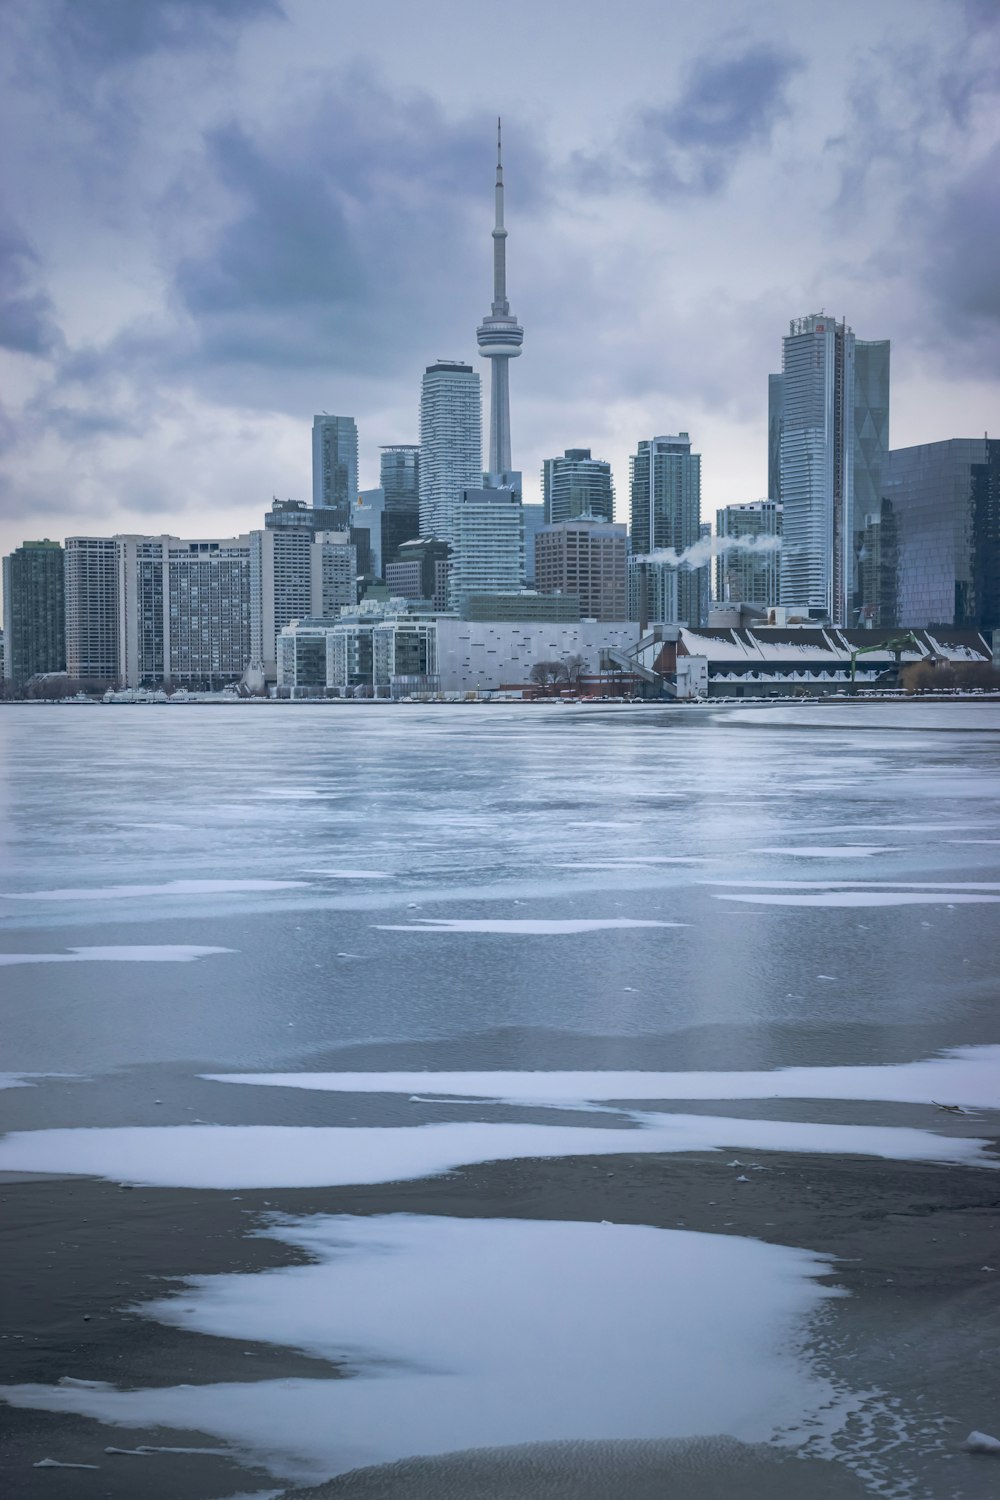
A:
542;449;615;524
629;432;702;626
2;540;65;684
476;119;523;477
311;415;359;518
771;315;889;625
380;444;421;563
64;536;118;684
715;501;782;609
418;361;482;541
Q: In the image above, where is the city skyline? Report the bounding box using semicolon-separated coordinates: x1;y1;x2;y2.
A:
1;0;998;565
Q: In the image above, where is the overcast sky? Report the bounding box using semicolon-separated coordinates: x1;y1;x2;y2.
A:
1;0;998;561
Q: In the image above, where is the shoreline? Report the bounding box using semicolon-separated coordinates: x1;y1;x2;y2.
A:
4;1142;1000;1498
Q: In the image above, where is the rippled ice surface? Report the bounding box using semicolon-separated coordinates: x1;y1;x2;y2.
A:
2;702;999;1493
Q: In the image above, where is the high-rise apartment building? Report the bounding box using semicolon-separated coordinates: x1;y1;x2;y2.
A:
250;523;313;682
880;438;1000;630
2;540;65;684
64;536;118;683
542;449;615;524
311;415;359;519
770;316;889;624
449;479;525;612
629;432;702;625
535;518;628;621
522;503;545;584
418;361;482;541
380;445;421;563
115;535;251;689
715;501;782;608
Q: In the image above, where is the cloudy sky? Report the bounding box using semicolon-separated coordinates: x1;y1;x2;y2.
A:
1;0;998;561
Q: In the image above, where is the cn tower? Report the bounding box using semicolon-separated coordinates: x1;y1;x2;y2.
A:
476;118;523;475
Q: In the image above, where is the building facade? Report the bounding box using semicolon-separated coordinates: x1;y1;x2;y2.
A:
883;438;1000;630
2;540;65;683
385;537;451;609
64;536;118;683
535;518;628;621
380;444;421;563
310;531;357;618
116;535;251;688
715;501;782;609
629;432;701;624
542;449;615;524
627;555;679;627
352;489;385;580
418;361;482;541
522;503;544;584
311;415;359;518
449;480;525;611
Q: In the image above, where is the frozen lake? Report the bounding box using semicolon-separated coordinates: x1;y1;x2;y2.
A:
1;700;999;1497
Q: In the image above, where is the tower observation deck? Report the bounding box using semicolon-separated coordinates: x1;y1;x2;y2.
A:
476;119;523;476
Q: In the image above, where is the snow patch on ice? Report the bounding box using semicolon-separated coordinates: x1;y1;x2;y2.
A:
0;946;234;966
750;846;899;858
306;870;391;879
1;1214;855;1483
374;918;684;935
205;1045;1000;1111
0;1114;989;1190
716;891;1000;907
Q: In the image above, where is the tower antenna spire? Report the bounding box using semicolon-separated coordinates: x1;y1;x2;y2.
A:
477;117;523;475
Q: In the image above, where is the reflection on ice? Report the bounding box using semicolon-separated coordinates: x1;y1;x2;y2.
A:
0;1215;854;1483
205;1044;1000;1111
0;1113;989;1188
717;892;1000;906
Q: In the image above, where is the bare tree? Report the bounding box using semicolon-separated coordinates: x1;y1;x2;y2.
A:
562;653;586;688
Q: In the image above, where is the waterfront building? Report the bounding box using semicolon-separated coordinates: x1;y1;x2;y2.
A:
627;555;679;627
249;521;313;682
535;518;628;621
418;361;482;541
449;479;525;611
310;531;357;618
277;607;637;695
64;536;118;684
715;501;782;609
629;432;701;624
522;503;544;584
477;120;523;477
770;316;888;624
857;503;898;628
882;438;1000;629
461;591;580;623
380;445;421;562
542;449;615;524
116;535;251;689
385;537;451;609
767;374;784;504
2;540;65;684
311;415;359;519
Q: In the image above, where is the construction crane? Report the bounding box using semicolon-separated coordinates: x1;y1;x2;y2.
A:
849;631;926;685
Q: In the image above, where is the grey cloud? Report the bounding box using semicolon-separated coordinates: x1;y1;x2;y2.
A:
0;221;64;357
924;143;1000;335
576;43;803;196
42;0;284;69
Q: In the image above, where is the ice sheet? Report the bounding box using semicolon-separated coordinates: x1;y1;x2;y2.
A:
0;1214;854;1482
374;918;684;934
1;880;308;902
0;946;234;966
205;1045;1000;1110
0;1114;989;1189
